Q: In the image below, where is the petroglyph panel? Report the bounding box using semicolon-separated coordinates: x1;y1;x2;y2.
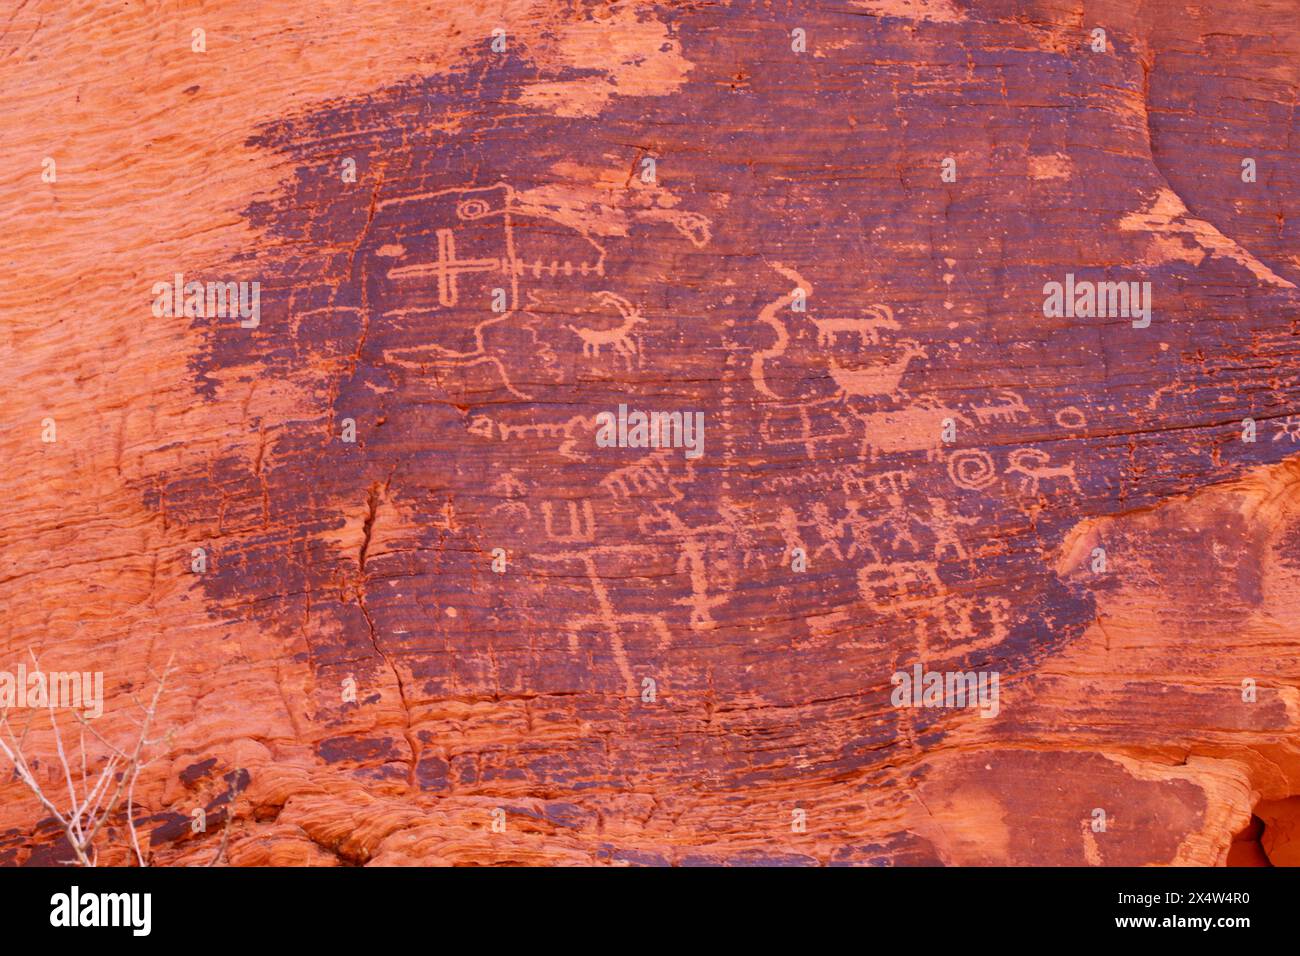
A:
6;0;1300;868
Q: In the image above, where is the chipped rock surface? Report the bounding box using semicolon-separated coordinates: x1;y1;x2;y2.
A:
2;0;1299;866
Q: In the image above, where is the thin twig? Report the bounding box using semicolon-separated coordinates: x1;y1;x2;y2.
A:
0;653;176;866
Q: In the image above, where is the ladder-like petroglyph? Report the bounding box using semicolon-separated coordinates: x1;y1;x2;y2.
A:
85;0;1300;870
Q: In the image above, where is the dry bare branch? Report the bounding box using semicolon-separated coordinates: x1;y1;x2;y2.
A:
0;652;175;866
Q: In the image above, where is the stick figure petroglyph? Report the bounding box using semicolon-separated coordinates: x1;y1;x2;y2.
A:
1055;406;1087;429
675;537;727;630
717;499;770;570
752;262;806;400
856;493;925;557
487;474;532;523
1276;416;1300;443
638;208;713;248
760;404;853;461
601;451;693;502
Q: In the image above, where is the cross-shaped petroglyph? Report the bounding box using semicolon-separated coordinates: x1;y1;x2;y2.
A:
827;341;928;404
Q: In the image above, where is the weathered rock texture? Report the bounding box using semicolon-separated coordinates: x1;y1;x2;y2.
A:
2;0;1299;866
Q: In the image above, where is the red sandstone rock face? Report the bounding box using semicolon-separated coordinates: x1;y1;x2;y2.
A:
2;0;1299;866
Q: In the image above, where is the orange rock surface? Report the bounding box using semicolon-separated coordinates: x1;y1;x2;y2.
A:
2;0;1299;866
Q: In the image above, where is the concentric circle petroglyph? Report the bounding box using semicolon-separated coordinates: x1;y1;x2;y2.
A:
947;449;998;490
